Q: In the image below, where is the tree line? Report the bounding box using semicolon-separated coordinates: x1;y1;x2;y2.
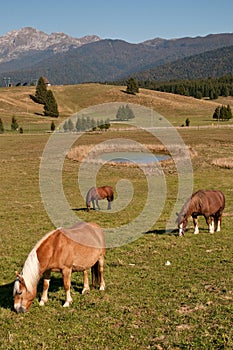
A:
137;75;233;100
62;116;111;132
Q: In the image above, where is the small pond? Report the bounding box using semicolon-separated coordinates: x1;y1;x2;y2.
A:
100;151;170;164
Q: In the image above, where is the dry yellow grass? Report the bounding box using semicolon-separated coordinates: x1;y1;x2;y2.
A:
212;157;233;169
1;83;232;129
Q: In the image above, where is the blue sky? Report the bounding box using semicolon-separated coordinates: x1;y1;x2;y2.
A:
1;0;232;42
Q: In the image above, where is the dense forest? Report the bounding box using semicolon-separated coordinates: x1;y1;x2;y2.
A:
137;75;233;99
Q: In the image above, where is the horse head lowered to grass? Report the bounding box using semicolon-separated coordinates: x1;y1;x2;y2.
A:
177;189;225;236
13;222;106;313
86;186;114;212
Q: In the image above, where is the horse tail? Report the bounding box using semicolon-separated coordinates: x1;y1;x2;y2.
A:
91;261;100;287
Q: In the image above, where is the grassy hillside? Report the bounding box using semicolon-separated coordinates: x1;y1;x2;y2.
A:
0;83;233;132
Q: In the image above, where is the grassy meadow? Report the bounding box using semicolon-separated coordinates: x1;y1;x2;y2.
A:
0;84;233;349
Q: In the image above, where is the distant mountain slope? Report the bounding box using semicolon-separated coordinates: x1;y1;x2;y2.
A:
0;30;233;86
133;45;233;82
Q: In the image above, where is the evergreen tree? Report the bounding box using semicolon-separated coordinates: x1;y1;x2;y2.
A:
126;77;139;95
91;118;97;131
44;90;59;117
76;117;82;131
51;121;56;131
35;77;48;104
11;116;19;131
0;118;4;133
68;118;74;131
63;121;69;132
226;104;233;119
125;104;135;119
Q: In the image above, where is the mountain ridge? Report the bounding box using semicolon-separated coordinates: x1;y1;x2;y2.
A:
0;27;101;63
0;28;233;86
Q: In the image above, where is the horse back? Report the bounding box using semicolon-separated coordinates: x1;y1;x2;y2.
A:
99;186;114;200
36;223;105;273
193;190;225;215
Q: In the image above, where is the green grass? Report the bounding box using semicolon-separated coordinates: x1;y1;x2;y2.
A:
0;87;233;349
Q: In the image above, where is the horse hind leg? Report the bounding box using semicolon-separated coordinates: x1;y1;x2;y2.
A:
96;200;100;210
98;255;105;291
107;198;111;210
91;255;105;291
82;270;90;294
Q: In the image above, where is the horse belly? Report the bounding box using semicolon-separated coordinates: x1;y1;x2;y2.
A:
71;247;103;272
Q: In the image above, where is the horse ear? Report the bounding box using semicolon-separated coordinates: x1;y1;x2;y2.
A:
15;271;24;284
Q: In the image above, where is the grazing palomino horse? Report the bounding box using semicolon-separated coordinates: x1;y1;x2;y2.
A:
177;190;225;236
86;185;114;212
13;222;106;313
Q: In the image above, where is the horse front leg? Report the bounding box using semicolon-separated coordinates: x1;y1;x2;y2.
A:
39;270;51;306
62;267;73;307
82;270;90;294
206;216;214;233
193;216;199;234
216;214;221;232
107;199;111;210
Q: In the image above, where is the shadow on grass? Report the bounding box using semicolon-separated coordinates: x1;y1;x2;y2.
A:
0;276;85;311
0;281;15;310
37;275;85;298
144;228;178;236
72;207;88;212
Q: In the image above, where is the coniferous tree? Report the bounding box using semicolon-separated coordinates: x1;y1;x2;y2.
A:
0;118;4;133
68;118;74;131
51;121;56;131
35;77;48;104
63;121;69;132
11;116;19;131
44;90;59;117
126;77;139;95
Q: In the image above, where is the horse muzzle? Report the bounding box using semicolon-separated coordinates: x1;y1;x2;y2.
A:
14;304;26;313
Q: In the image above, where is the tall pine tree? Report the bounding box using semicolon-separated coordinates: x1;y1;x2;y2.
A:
44;90;59;117
35;77;48;104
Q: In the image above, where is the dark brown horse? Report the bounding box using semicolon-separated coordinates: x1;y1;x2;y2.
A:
177;190;225;236
13;222;106;313
86;186;114;212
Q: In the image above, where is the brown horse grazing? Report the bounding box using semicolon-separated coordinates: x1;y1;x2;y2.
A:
86;186;114;212
13;222;106;313
177;190;225;236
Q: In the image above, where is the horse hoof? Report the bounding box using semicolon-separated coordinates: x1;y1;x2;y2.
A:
99;285;105;291
63;301;71;307
39;300;46;306
81;287;90;295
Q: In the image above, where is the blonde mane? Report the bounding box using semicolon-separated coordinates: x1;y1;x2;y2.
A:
22;229;58;294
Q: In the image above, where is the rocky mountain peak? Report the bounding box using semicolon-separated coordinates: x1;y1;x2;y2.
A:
0;27;101;63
